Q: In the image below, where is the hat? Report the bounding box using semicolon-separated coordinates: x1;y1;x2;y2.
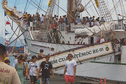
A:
5;59;10;63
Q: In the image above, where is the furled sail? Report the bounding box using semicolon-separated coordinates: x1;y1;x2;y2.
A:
77;4;84;12
75;22;116;36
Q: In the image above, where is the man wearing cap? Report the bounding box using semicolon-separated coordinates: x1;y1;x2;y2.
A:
64;54;77;84
0;44;21;84
38;55;54;84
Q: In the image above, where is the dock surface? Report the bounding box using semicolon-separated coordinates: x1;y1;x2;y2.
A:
25;74;124;84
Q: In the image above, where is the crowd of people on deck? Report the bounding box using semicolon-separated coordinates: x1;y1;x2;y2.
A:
5;3;104;30
5;4;105;29
75;16;105;27
22;12;106;30
22;12;69;28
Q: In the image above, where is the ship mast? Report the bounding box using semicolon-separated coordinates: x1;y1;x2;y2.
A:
67;0;76;23
67;0;84;23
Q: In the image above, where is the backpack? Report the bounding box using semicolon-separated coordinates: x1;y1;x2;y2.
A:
97;38;101;43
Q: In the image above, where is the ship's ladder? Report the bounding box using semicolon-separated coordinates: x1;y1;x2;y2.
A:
98;0;113;22
38;27;48;42
48;31;56;43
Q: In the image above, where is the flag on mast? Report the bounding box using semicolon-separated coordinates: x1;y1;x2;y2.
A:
4;11;7;16
95;0;99;8
6;21;10;25
5;29;10;36
5;39;9;45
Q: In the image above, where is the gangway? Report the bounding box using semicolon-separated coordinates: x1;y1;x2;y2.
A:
36;42;120;70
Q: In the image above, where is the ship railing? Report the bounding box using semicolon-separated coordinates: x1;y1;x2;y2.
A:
58;23;67;31
25;21;43;31
113;20;126;31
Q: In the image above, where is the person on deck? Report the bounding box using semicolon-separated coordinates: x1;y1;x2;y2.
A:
50;48;55;56
63;15;66;23
75;16;82;25
59;16;63;24
85;16;90;26
38;49;44;59
100;17;105;24
40;14;44;24
100;35;105;43
96;17;100;26
82;17;86;25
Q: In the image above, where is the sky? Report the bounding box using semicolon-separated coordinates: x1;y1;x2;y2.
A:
0;0;126;46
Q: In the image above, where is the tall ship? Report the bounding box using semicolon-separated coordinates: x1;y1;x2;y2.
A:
2;0;126;82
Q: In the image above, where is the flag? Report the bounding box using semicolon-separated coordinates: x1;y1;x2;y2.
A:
6;21;10;25
5;40;9;45
48;0;51;7
4;11;7;16
95;0;99;8
7;11;11;15
5;29;10;36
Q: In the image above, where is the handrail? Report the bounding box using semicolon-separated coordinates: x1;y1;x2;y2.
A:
37;41;113;60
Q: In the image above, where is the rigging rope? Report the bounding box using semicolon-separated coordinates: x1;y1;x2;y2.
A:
30;0;47;13
6;15;29;52
109;1;120;15
14;0;20;6
24;0;29;13
14;0;18;6
106;0;109;9
37;0;42;13
84;0;92;8
119;0;123;17
112;0;119;20
121;0;126;16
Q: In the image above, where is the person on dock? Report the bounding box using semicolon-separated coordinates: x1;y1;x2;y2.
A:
28;55;39;84
64;54;77;84
15;55;28;84
5;59;10;65
0;44;21;84
38;55;54;84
